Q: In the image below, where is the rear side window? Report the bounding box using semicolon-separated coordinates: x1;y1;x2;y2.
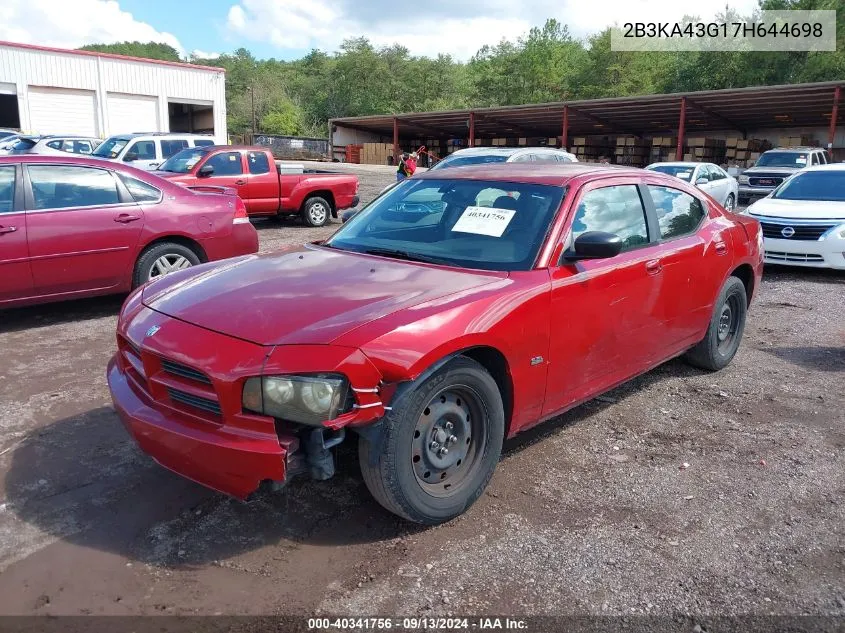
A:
194;139;214;147
570;185;649;251
161;139;189;158
0;166;15;213
28;165;120;210
247;151;271;174
125;140;156;161
647;185;706;240
119;175;161;203
46;140;63;150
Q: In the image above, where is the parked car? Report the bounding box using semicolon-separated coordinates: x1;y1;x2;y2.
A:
429;147;578;171
152;146;360;226
0;155;258;309
8;135;101;156
745;164;845;270
107;163;762;524
0;134;27;155
645;161;739;211
92;133;216;171
738;147;831;204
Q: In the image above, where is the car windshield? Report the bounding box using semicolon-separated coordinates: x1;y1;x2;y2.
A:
430;154;510;170
755;152;808;168
772;171;845;202
158;147;209;173
325;178;566;272
647;165;695;182
93;137;130;158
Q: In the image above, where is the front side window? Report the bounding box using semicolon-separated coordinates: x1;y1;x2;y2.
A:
327;178;565;271
247;151;271;175
28;165;120;210
204;152;243;176
74;141;93;154
125;140;156;161
161;139;189;158
0;166;15;213
709;165;726;180
570;185;649;251
647;185;706;240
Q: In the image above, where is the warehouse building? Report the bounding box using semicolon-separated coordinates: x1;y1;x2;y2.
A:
330;81;843;167
0;41;227;142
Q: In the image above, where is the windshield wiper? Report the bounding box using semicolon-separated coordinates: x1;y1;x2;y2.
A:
362;247;449;266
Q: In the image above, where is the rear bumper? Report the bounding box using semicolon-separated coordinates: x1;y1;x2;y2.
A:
336;193;359;210
201;224;259;262
762;236;845;270
108;357;288;498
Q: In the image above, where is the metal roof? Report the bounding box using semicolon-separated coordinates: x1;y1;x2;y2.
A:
331;81;844;138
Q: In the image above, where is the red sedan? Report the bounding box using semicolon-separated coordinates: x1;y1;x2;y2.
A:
107;164;763;524
0;155;258;309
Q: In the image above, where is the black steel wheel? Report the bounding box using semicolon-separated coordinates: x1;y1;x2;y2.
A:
685;275;748;371
359;356;504;524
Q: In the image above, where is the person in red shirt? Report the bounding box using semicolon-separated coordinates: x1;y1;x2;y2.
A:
406;152;418;176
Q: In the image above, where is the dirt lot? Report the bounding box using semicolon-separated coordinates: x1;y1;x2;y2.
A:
0;164;843;621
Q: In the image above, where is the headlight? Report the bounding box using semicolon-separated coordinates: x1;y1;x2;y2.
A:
738;175;749;184
242;374;350;425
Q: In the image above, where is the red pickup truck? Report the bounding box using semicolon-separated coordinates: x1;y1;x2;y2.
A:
153;146;359;226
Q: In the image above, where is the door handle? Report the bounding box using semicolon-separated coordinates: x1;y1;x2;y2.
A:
645;259;662;275
715;242;728;255
0;225;16;234
114;214;141;223
235;179;247;186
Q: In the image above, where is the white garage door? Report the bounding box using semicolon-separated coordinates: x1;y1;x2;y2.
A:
107;93;159;136
28;87;98;136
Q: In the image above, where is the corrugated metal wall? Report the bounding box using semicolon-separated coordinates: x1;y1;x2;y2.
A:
0;44;227;141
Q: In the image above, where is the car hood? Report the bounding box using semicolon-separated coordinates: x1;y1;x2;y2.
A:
746;197;845;221
742;166;801;175
141;245;504;346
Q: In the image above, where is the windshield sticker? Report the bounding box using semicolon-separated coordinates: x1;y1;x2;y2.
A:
186;157;202;169
451;206;516;237
677;171;692;179
796;156;807;165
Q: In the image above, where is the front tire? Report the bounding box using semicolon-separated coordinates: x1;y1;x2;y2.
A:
724;193;736;212
359;356;504;525
302;196;331;227
132;242;201;288
684;276;747;371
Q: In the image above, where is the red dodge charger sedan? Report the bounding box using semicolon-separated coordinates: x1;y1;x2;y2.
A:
108;164;763;524
0;155;258;309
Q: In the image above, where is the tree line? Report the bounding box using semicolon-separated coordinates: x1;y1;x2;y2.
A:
80;0;844;139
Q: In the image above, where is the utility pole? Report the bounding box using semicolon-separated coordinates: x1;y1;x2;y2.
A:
246;86;256;140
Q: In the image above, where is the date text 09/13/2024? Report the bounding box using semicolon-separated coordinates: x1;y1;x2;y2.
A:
308;618;528;630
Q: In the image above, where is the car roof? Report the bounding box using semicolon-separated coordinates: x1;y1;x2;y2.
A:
446;147;573;157
801;163;845;172
107;132;213;139
765;147;818;152
416;162;644;185
647;161;714;168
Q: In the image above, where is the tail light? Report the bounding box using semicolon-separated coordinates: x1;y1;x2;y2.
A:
233;197;250;224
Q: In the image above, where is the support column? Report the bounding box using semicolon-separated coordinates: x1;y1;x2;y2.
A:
469;112;475;148
828;86;840;150
393;117;399;164
562;106;569;150
676;97;687;159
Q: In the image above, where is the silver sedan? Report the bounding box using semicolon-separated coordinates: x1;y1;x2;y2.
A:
645;161;739;211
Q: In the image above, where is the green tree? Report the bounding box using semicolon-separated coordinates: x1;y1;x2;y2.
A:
78;41;181;62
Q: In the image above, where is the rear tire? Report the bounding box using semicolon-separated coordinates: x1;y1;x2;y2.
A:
684;276;747;371
724;193;736;212
302;196;331;227
359;356;504;525
132;242;201;288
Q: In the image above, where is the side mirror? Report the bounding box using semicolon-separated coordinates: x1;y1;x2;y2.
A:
562;231;623;262
123;152;138;162
695;177;708;186
198;164;214;177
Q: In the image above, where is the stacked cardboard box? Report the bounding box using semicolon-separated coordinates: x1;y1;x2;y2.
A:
726;137;773;167
778;135;818;147
361;143;393;165
570;136;614;162
650;136;678;163
684;137;726;164
614;135;649;167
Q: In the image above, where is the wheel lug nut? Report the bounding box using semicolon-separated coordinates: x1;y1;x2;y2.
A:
439;448;448;456
449;435;457;445
430;441;440;450
445;422;453;431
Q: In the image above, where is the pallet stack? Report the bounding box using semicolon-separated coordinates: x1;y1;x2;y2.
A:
778;134;818;147
649;136;677;163
683;137;726;164
361;143;393;165
570;136;614;162
725;138;772;168
614;136;649;167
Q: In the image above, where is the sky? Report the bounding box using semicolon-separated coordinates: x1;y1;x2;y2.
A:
0;0;761;61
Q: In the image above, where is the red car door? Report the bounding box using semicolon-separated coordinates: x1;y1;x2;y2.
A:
244;150;280;214
25;163;144;296
642;181;734;349
194;151;249;201
543;178;667;417
0;163;34;303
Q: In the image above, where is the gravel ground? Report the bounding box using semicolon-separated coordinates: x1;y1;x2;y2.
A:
0;163;843;621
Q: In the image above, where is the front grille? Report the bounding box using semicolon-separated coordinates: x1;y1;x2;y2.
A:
161;358;212;384
748;173;787;187
166;387;222;416
765;250;824;263
760;222;835;241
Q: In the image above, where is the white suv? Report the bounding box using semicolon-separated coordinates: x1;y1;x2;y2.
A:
92;133;216;171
